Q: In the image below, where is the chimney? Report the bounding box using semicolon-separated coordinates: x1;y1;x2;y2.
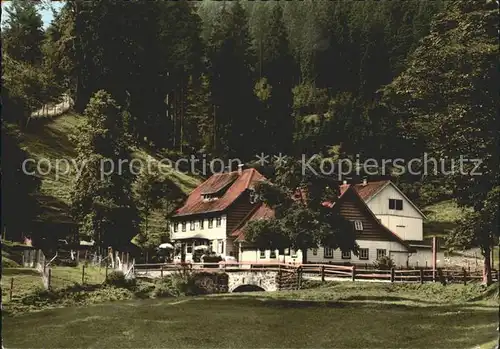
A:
362;178;367;186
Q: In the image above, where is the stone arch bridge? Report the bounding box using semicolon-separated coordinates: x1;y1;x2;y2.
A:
134;267;300;292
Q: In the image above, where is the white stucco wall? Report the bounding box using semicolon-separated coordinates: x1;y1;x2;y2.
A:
306;240;409;265
377;215;423;241
171;214;227;241
239;240;410;267
365;184;424;241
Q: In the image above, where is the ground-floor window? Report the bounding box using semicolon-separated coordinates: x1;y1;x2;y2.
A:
341;250;351;259
187;243;193;254
324;248;333;258
359;248;369;260
270;250;276;258
259;249;265;259
312;248;318;256
377;249;387;259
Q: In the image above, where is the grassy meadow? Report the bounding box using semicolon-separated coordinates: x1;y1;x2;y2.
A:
2;281;498;348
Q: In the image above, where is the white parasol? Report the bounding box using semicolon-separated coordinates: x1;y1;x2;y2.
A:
158;243;174;249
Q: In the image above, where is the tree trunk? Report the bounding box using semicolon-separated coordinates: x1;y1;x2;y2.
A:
483;245;492;285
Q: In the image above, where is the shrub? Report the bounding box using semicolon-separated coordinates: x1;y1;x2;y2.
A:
105;271;127;287
133;280;156;299
153;276;181;298
373;256;394;270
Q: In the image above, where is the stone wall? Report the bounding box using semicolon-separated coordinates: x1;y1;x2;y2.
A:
227;271;279;292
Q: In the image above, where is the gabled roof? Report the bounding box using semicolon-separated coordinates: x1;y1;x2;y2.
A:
234;185;412;251
172;168;264;217
352;180;390;201
339;186;413;250
232;203;275;242
353;180;426;219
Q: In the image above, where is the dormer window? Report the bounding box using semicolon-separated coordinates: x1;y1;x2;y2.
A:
202;194;219;202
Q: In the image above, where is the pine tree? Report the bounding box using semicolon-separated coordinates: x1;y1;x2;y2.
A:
70;90;140;252
384;0;499;284
2;0;44;65
206;2;257;160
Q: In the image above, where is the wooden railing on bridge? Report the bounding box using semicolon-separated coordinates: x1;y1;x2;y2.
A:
132;262;499;284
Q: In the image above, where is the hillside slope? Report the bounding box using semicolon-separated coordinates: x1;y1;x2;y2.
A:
422;200;470;237
21;113;202;242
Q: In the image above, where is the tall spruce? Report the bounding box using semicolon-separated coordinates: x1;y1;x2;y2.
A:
2;0;44;65
70;90;140;252
206;1;257;160
384;0;499;284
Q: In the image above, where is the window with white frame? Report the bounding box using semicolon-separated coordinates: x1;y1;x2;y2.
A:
199;219;204;230
190;221;195;231
217;240;224;255
389;199;403;210
181;222;186;232
216;217;222;227
359;248;369;260
173;223;179;232
377;249;387;259
341;250;351;259
208;218;213;229
354;220;363;231
324;247;333;258
270;250;276;259
259;249;265;259
312;248;318;256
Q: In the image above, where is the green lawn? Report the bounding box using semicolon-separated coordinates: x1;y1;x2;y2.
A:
50;266;107;289
1;268;43;303
3;282;498;348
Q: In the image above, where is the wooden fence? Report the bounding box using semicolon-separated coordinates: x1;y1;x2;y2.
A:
133;261;499;285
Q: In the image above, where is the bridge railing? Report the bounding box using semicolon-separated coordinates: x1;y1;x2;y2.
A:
132;262;498;284
134;261;303;274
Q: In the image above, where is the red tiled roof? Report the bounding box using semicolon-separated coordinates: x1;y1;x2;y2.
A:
173;168;264;217
232;203;275;242
236;185;411;249
351;180;390;201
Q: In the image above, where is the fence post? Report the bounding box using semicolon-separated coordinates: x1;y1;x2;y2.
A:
82;265;86;285
390;268;395;283
296;266;302;289
351;265;356;282
321;265;325;283
105;263;108;281
420;268;424;284
48;268;52;290
462;267;467;285
161;266;164;278
10;278;14;301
